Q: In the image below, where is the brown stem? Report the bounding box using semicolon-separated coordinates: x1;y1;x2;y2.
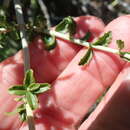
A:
13;0;35;129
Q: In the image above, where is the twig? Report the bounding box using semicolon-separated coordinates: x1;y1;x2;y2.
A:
37;0;51;27
1;24;130;60
26;104;35;130
14;0;30;72
13;0;35;130
48;30;130;59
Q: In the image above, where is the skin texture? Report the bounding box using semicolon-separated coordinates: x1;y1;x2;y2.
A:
79;16;130;130
0;16;105;130
79;63;130;130
20;15;130;130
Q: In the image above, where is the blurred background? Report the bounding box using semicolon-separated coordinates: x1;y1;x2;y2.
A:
40;0;130;25
0;0;130;61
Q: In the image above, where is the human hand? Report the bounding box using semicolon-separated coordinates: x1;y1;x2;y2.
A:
20;15;130;130
0;15;105;130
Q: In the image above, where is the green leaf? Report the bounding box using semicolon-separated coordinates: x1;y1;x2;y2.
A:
33;83;51;94
17;104;26;112
24;69;35;87
5;110;18;116
28;83;40;91
14;97;24;102
8;85;26;96
79;47;93;65
26;91;38;110
43;34;57;50
6;104;25;116
81;31;91;41
18;105;26;122
19;110;26;122
116;40;124;51
93;31;112;46
7;100;26;121
55;16;76;35
120;52;130;62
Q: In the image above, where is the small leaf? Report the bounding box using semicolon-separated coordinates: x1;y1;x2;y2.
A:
120;52;130;62
6;104;25;116
24;69;35;87
81;31;91;41
116;40;124;51
17;104;26;112
55;16;76;35
26;92;38;110
8;85;26;96
5;110;18;116
19;110;26;122
93;31;112;46
28;83;40;91
79;47;93;65
17;105;26;122
33;83;51;94
43;34;57;50
14;97;24;102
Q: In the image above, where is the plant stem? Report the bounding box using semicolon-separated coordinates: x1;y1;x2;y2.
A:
14;0;30;72
48;30;130;57
13;0;35;129
26;104;35;130
1;24;130;60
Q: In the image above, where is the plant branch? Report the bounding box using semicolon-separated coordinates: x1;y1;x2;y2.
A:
48;30;130;59
14;0;30;72
26;104;35;130
1;25;130;60
13;0;35;129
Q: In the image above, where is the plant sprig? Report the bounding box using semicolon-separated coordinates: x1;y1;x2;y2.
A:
55;16;76;36
9;0;51;130
42;16;76;51
1;14;130;65
79;46;93;65
7;69;51;122
44;18;130;65
1;4;130;129
79;31;112;65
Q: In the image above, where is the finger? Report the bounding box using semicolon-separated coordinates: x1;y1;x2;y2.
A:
21;15;130;129
79;63;130;130
0;16;105;130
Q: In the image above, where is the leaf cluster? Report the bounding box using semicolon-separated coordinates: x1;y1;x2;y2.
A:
79;32;130;65
7;69;51;122
79;31;112;65
55;16;76;36
42;16;77;51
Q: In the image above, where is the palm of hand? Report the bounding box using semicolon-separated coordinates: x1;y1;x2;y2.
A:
1;15;130;130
